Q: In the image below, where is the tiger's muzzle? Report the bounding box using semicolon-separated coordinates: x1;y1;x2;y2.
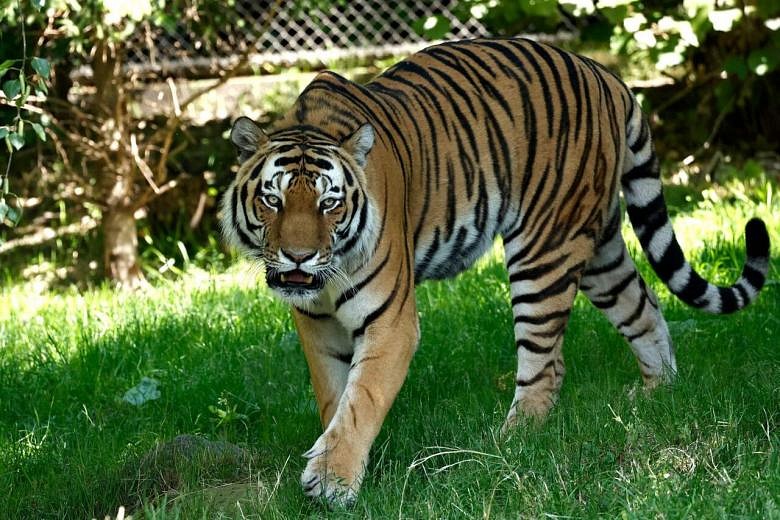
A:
266;268;326;294
265;247;331;300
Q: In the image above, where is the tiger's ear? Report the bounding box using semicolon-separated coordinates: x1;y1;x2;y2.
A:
230;117;268;164
341;123;374;168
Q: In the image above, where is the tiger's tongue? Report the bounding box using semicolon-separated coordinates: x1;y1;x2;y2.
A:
283;271;312;284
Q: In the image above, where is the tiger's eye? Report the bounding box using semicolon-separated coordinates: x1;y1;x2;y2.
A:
260;194;282;210
320;197;342;212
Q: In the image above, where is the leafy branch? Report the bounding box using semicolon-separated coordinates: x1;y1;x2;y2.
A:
1;0;50;227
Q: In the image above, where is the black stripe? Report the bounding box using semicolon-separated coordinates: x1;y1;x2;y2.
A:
335;192;368;256
304;155;334;171
734;282;749;307
414;227;441;280
231;187;256;248
591;297;617;310
533;320;569;339
507;40;554;138
630;120;649;152
742;264;766;291
673;263;709;306
274;155;300;167
294;306;330;320
627;194;668;245
516;360;555;386
248;157;267;180
516;338;554;354
622;156;656;183
625;325;654;342
584;250;625;277
511;263;583;306
335;247;392;309
718;287;737;314
432;45;515;123
514;309;571;326
329;351;353;364
509;254;571;282
477;40;533;83
336;190;361;239
352;269;403;340
594;270;636;300
617;292;647;330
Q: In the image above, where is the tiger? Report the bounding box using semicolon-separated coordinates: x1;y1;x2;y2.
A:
220;37;770;506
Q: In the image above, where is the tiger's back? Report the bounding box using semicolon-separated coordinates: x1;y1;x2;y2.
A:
223;38;770;506
274;38;634;282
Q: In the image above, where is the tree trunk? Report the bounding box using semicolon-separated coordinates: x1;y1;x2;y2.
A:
92;39;146;288
103;207;145;289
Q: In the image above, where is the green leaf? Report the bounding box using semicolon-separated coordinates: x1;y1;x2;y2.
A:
31;122;46;142
519;0;558;17
0;127;8;139
756;0;780;18
2;79;21;100
3;204;22;227
122;377;161;406
31;0;45;11
601;6;630;26
723;56;748;80
36;77;48;96
154;13;178;33
0;59;16;77
8;132;24;150
742;159;765;179
748;47;780;75
18;76;29;107
31;57;51;79
581;20;613;44
412;15;451;40
714;80;735;112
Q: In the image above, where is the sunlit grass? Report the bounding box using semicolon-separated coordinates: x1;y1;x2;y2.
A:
1;195;778;518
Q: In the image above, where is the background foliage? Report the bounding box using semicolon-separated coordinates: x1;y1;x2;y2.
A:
0;0;778;286
1;1;777;517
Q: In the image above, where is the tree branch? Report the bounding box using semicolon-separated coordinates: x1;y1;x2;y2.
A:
147;0;285;178
0;217;98;255
131;176;188;212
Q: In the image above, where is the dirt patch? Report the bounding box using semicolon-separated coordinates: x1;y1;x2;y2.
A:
123;434;267;515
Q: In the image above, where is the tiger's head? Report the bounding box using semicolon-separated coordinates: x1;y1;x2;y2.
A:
220;117;377;304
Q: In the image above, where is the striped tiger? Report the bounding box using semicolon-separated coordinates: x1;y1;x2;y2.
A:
220;38;770;506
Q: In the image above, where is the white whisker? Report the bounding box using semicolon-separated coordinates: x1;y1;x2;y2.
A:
324;264;356;296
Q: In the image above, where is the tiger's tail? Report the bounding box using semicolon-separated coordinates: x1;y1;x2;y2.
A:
621;102;770;314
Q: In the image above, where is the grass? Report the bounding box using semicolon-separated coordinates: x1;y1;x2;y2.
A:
1;200;779;519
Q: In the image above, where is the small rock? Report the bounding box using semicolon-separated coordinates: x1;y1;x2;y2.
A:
123;434;258;513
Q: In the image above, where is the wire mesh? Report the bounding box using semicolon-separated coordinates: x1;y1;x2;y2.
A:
124;0;489;76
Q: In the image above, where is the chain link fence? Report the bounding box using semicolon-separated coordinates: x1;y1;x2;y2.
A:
125;0;490;76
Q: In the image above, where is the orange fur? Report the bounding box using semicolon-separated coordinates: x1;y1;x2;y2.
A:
221;38;770;506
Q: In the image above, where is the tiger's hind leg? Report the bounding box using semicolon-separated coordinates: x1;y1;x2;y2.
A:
580;211;677;388
500;233;592;433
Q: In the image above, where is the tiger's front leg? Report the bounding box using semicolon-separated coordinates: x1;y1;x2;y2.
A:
296;292;419;506
293;311;353;429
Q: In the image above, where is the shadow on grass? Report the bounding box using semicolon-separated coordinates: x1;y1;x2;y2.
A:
0;231;778;517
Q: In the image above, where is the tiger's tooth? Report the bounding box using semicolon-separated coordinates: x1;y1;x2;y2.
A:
303;275;313;284
280;273;288;282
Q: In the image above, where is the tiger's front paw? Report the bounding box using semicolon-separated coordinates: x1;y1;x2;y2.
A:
300;431;365;507
500;394;554;436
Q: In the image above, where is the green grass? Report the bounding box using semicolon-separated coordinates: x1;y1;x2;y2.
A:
1;202;779;519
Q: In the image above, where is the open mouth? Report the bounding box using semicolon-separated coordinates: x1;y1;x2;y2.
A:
266;269;324;292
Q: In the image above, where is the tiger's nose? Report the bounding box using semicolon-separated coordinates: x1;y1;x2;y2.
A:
281;248;317;264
